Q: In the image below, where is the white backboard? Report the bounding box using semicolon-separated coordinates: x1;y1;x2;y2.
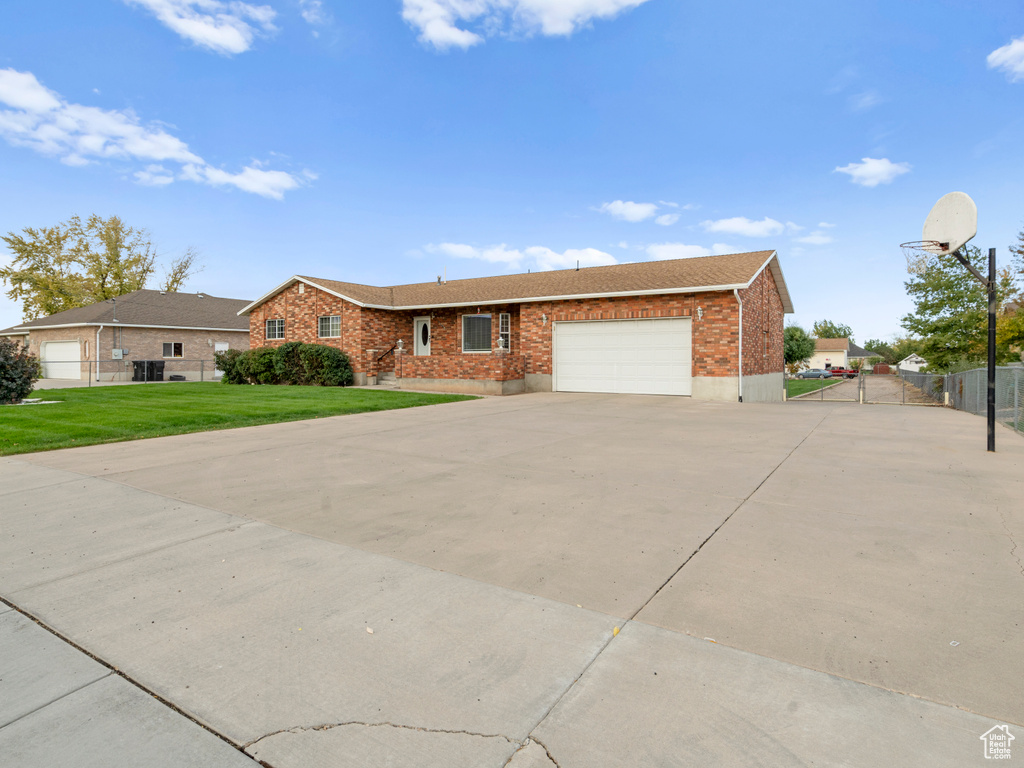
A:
922;191;977;255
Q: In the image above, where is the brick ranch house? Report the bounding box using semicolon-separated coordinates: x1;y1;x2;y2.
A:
3;290;250;381
240;250;793;401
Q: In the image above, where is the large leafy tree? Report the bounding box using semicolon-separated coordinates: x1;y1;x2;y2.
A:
811;319;853;341
1;215;202;320
901;245;1017;370
784;325;816;368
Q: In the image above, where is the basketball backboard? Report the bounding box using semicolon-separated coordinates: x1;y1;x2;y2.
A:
921;191;977;255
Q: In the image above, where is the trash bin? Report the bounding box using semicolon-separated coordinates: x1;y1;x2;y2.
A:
132;360;148;382
149;361;165;381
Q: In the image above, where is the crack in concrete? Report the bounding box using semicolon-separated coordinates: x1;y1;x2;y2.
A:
998;507;1024;578
243;720;521;751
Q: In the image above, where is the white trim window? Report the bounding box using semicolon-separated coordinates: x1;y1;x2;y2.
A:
266;319;285;340
499;312;511;351
318;315;341;338
162;342;184;358
462;314;492;353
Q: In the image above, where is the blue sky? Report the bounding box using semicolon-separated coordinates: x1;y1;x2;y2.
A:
1;0;1022;342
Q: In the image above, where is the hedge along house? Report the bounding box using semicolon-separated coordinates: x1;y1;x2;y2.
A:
8;290;251;381
240;250;793;401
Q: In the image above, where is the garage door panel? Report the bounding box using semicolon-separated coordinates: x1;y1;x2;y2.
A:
554;318;691;396
41;341;82;380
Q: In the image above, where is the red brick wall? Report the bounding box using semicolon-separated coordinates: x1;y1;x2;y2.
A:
520;291;741;377
738;266;785;376
398;353;525;381
249;282;365;372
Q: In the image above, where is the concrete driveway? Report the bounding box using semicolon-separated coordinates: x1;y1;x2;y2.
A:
2;393;1022;766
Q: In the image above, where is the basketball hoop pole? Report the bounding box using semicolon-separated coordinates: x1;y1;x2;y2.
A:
950;246;997;452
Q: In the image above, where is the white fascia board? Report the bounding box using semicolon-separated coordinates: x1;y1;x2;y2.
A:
237;276;372;315
18;322;249;333
387;283;750;311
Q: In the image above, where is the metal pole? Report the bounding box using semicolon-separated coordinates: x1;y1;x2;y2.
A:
987;247;996;452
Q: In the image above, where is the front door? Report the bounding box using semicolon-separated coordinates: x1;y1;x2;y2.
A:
414;317;431;356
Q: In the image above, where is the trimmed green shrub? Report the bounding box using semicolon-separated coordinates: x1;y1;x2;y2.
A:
214;348;245;385
0;338;41;404
274;341;306;385
236;347;279;385
300;344;353;387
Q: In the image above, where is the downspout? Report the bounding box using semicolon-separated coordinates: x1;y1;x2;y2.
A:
95;325;104;381
733;290;743;402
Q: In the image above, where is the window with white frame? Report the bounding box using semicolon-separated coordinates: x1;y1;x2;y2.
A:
162;342;184;358
462;314;492;352
266;319;285;340
318;315;341;338
498;313;511;351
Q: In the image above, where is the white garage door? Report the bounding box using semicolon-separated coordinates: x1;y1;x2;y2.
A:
41;341;82;380
553;318;692;396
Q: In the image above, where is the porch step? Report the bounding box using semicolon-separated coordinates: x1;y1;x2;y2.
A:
378;371;396;383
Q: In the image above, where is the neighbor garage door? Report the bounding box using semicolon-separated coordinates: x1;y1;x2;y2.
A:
553;317;692;395
41;340;82;380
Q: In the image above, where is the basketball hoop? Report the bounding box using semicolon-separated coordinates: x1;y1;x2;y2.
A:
900;240;947;274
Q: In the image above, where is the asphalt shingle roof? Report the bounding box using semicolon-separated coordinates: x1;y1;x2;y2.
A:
13;290;251;331
256;250;792;313
815;338;850;352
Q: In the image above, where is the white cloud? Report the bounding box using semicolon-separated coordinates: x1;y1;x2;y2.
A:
711;243;735;255
988;36;1024;82
298;0;328;25
834;157;911;187
785;221;803;233
134;164;176;186
425;242;616;271
124;0;277;55
796;231;833;245
402;0;650;51
0;68;309;199
646;243;711;261
658;200;679;208
598;200;659;223
655;213;679;226
848;90;881;112
819;221;836;228
701;216;785;238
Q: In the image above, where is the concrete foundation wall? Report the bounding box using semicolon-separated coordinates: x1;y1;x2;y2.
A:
398;378;525;396
692;376;739;402
525;373;553;393
741;372;784;402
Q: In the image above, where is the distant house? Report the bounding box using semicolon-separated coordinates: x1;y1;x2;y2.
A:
4;290;251;381
847;341;882;366
898;353;927;373
807;338;849;370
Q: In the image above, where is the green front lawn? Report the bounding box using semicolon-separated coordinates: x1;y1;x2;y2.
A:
786;377;842;397
1;383;476;456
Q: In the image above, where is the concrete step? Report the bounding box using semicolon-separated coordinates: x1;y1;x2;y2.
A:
378;372;397;383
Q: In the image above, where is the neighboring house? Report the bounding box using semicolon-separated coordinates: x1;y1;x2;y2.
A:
240;250;794;401
6;290;251;381
807;338;849;370
898;353;927;372
0;326;29;345
847;341;881;367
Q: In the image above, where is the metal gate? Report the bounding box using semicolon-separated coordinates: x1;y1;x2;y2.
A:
785;372;859;402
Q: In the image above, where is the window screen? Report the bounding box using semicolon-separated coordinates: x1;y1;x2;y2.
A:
319;316;341;338
162;342;183;358
462;314;492;352
266;319;285;340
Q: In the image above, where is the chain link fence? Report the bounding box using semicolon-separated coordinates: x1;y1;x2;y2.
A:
902;367;1024;436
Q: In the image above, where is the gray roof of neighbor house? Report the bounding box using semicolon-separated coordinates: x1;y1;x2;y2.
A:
815;338;849;352
0;326;29;336
848;341;880;359
241;250;794;315
10;290;251;332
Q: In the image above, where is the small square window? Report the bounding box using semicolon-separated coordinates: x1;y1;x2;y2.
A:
318;315;341;338
462;314;492;352
266;319;285;340
162;342;183;358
